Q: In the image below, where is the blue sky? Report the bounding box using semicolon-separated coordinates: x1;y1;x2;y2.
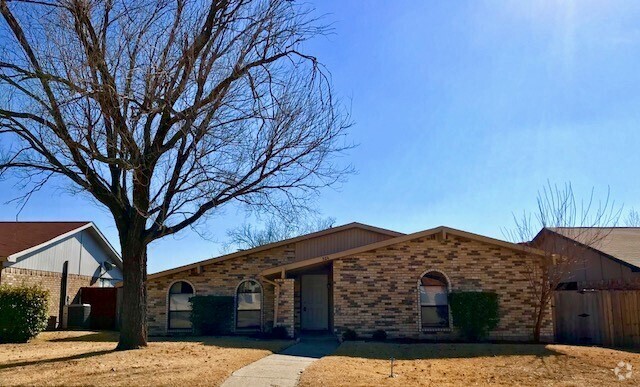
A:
2;0;640;273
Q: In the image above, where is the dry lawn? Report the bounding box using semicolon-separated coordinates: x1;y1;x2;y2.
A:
0;331;291;386
299;341;640;386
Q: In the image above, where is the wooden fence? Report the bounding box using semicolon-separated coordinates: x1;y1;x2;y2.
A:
554;290;640;347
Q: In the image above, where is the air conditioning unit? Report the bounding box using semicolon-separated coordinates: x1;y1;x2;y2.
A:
62;304;91;329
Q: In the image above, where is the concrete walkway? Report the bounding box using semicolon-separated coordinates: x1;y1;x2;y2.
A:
221;336;339;387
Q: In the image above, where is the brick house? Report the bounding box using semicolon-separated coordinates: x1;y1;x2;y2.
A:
145;223;552;341
0;222;122;327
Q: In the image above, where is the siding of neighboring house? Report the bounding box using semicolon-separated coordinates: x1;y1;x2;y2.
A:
532;232;640;290
8;230;121;284
0;229;122;325
332;234;554;341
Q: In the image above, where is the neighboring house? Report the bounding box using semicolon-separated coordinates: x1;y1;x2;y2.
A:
144;222;552;341
531;227;640;290
0;222;122;327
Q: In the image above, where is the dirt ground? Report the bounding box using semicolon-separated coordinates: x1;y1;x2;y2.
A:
0;331;291;387
298;341;640;387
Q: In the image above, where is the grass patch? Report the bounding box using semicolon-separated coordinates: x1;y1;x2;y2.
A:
0;331;292;386
299;341;640;386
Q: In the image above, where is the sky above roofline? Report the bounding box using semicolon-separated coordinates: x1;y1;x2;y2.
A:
1;0;639;273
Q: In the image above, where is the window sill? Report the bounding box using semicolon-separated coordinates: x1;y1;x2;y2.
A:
421;327;452;333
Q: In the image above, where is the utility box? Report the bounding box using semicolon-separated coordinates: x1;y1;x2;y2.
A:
62;304;91;329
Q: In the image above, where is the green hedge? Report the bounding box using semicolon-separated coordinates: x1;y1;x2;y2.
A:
190;295;234;335
449;291;500;341
0;285;50;343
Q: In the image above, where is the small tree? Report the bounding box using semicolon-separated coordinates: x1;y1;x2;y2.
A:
625;209;640;227
504;182;620;342
0;0;351;349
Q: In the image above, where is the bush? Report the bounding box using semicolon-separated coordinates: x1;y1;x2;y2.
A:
448;291;500;341
190;296;234;335
372;329;387;341
0;285;50;343
270;325;289;339
342;328;357;341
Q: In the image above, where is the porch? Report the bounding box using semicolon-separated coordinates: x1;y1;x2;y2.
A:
264;261;334;338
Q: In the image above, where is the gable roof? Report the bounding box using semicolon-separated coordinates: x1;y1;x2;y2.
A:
145;222;403;281
537;227;640;271
260;225;546;276
0;221;122;267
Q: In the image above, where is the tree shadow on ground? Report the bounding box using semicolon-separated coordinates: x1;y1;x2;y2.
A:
48;331;119;342
0;349;114;370
331;341;563;360
155;335;293;351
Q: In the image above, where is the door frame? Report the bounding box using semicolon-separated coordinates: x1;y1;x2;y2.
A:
300;274;330;331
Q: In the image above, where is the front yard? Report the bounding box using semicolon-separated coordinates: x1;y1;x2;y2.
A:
0;331;291;386
298;341;640;386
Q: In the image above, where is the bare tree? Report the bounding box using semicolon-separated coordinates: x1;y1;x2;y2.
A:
503;182;620;342
225;215;335;250
0;0;351;349
625;209;640;227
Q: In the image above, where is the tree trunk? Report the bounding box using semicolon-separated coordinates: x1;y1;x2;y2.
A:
533;293;550;343
116;229;148;350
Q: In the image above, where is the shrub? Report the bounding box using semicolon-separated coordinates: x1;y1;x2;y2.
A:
342;328;357;341
189;296;234;335
448;291;500;341
372;329;387;341
0;285;50;343
270;325;289;339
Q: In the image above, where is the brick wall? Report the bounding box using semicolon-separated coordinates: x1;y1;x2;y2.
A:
145;245;297;335
332;234;554;341
0;266;98;325
275;278;295;337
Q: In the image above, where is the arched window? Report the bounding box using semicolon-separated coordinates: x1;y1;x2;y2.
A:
168;281;194;330
419;271;449;329
236;280;262;330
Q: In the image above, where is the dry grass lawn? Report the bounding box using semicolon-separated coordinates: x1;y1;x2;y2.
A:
299;341;640;386
0;331;291;386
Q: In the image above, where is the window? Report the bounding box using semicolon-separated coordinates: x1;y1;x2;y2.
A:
168;281;194;330
556;281;578;291
419;271;449;329
236;280;262;329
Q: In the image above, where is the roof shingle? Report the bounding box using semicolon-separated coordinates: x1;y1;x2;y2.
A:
0;221;90;258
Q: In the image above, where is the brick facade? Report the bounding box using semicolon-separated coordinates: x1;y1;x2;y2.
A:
145;245;298;335
332;234;554;341
0;266;98;325
144;230;553;341
275;278;295;337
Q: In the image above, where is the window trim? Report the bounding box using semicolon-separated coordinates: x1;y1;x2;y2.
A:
235;279;263;331
166;280;196;332
417;269;453;332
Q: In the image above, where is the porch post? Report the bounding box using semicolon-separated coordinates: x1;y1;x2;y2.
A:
274;278;295;338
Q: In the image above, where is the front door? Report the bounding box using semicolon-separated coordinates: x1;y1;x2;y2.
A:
301;274;329;330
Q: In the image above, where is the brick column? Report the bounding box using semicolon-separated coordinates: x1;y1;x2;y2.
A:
275;278;295;338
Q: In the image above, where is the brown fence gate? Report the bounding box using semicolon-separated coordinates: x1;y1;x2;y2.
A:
80;287;118;330
554;290;640;347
